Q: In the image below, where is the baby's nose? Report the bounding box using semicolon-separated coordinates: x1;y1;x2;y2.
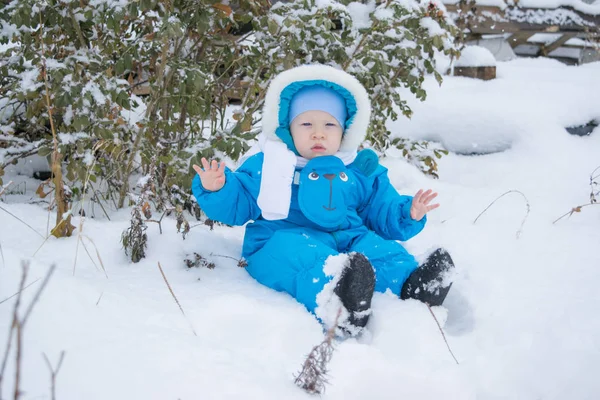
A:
312;130;325;139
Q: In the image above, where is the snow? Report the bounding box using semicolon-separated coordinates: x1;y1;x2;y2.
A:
420;17;445;36
454;45;497;67
518;0;600;15
467;37;517;61
346;1;374;29
389;57;599;155
442;0;509;8
505;7;596;25
565;37;598;46
549;46;583;58
1;58;600;399
528;32;563;44
442;0;600;15
315;254;351;332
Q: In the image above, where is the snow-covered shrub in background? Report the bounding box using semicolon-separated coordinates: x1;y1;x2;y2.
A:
0;0;459;250
252;0;459;177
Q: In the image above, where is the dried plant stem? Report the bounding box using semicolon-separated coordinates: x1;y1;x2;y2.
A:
146;210;168;234
553;166;600;224
209;253;239;262
43;351;66;400
473;190;530;238
294;307;342;394
0;262;28;395
552;203;599;224
73;141;109;276
22;264;56;323
14;320;22;400
95;292;104;306
1;262;55;399
0;278;41;306
0;205;45;239
426;303;459;365
157;262;197;336
0;240;4;268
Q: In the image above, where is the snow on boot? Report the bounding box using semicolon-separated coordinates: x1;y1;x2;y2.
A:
334;253;375;335
400;248;455;307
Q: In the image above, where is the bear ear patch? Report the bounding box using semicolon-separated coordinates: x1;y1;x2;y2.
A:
351;149;379;176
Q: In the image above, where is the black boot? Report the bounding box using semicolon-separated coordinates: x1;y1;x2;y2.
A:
400;248;455;307
334;253;376;334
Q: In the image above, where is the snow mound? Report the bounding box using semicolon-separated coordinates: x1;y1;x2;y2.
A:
455;45;497;67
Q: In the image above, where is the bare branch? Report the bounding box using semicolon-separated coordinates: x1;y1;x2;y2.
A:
22;264;56;325
552;203;599;224
0;205;45;239
294;308;342;394
426;303;459;365
0;262;29;394
0;278;41;306
43;351;66;400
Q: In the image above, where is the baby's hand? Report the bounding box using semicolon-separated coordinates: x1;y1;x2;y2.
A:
193;158;226;192
410;189;439;221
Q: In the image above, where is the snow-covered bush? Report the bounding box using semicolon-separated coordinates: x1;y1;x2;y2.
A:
250;0;459;176
1;0;459;245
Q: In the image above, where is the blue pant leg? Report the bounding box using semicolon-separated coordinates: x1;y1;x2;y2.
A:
350;231;418;295
245;230;338;313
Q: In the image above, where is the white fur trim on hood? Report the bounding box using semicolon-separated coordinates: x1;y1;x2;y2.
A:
261;64;371;152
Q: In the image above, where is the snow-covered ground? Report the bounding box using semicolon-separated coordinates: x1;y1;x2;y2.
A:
1;58;599;400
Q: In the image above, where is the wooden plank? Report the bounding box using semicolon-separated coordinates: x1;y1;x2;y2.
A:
454;66;496;80
539;32;578;56
507;31;536;48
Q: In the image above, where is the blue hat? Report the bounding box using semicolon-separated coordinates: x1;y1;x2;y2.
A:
288;85;348;129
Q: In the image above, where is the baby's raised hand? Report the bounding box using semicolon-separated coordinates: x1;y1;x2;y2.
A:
193;158;226;192
410;189;440;221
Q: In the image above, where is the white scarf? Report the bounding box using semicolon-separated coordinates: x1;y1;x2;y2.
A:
254;133;356;220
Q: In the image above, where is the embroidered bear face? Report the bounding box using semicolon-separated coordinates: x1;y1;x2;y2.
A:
297;156;353;229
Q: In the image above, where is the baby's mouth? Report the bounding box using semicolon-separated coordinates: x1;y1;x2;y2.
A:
311;144;326;152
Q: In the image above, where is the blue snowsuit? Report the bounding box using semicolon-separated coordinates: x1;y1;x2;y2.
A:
191;65;426;314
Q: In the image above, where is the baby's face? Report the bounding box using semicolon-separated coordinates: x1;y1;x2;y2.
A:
290;110;343;159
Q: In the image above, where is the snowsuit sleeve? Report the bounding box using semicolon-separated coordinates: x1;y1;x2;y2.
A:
357;165;426;241
191;153;263;226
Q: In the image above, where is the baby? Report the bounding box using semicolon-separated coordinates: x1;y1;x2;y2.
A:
192;64;454;335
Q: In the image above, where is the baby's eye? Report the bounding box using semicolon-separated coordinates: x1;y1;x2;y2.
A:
326;123;337;127
301;122;312;127
309;172;319;180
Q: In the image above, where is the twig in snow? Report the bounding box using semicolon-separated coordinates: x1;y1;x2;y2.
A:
552;203;599;224
73;141;109;277
0;262;56;399
0;262;28;396
157;262;197;336
553;166;600;224
0;239;4;268
473;190;530;238
426;303;459;365
43;351;65;400
209;253;248;268
294;307;342;395
75;235;108;279
95;292;104;306
0;278;41;306
0;205;45;239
